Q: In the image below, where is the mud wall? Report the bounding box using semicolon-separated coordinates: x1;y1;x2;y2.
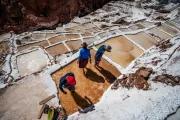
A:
0;0;111;34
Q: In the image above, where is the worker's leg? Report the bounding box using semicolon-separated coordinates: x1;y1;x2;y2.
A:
83;68;85;74
95;57;101;67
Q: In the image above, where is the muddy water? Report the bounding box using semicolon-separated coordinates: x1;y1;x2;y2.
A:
17;50;49;76
0;41;9;53
52;50;121;115
126;32;158;49
18;41;49;51
157;24;179;36
129;24;145;30
65;34;80;40
45;43;69;57
45;33;56;38
65;40;82;51
146;28;171;42
96;36;143;68
81;33;93;37
165;21;180;30
31;33;45;39
83;37;98;45
48;35;66;45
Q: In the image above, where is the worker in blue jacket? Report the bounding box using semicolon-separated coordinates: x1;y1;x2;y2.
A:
78;42;91;74
95;45;112;67
59;72;76;94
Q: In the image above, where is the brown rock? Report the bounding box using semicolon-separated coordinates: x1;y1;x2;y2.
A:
0;0;111;34
117;67;151;90
155;22;161;26
111;80;119;90
156;9;171;13
16;40;22;45
112;18;130;25
135;67;153;78
134;75;148;90
152;74;180;86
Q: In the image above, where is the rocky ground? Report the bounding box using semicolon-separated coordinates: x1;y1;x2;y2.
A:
0;0;111;34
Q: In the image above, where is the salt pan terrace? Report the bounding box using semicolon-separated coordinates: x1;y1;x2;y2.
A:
0;2;180;117
10;17;179;76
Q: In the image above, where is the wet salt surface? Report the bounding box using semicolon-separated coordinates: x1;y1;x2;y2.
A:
165;21;180;30
31;33;45;40
65;34;81;40
141;21;155;27
129;24;145;30
125;32;158;49
0;41;9;52
81;33;93;37
45;43;69;57
48;35;66;45
146;27;172;42
16;49;50;76
83;37;99;45
0;33;11;41
17;40;49;51
66;40;82;51
157;24;179;36
45;33;57;38
96;36;143;68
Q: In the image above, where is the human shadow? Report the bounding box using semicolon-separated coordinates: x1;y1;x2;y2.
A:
85;68;105;83
71;91;93;109
95;66;117;83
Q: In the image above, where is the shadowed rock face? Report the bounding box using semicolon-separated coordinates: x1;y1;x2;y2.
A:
0;0;111;34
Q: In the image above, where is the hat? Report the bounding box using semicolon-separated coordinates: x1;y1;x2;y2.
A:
105;45;112;52
81;42;88;48
67;76;76;86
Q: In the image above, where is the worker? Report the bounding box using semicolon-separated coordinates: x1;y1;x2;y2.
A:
59;72;76;94
78;42;91;74
95;45;112;67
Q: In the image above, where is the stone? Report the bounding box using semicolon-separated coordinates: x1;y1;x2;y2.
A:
135;67;153;79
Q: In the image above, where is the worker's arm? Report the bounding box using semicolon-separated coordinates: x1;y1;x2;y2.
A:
59;83;65;93
78;49;82;63
59;77;67;94
95;46;104;59
89;49;92;63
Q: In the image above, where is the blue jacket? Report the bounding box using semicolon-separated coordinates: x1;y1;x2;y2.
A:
59;72;75;92
95;45;105;60
79;48;91;59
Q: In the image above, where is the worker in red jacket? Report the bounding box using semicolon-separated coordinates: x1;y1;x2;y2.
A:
59;72;76;94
